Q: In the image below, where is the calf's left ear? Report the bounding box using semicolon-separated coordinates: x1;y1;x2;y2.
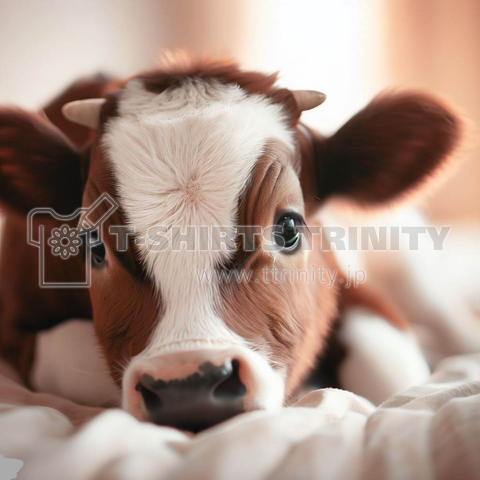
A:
317;92;461;205
0;108;83;214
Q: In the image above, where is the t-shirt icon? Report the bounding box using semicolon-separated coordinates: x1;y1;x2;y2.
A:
27;193;118;288
0;455;24;480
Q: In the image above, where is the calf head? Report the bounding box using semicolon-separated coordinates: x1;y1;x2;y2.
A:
0;59;460;431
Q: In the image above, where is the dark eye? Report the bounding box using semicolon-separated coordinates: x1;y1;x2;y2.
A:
91;242;106;267
273;212;302;252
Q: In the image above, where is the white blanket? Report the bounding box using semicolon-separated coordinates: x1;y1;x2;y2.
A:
1;353;479;480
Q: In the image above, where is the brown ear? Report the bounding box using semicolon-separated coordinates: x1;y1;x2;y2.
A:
0;108;83;215
318;92;461;205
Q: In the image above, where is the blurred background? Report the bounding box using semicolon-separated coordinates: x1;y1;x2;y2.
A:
0;0;478;224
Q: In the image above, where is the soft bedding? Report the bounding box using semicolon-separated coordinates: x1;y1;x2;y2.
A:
0;353;479;480
2;219;480;480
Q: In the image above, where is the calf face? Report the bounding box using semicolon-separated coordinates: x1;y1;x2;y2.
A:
0;59;460;430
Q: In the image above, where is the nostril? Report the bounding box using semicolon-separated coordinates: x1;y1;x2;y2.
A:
213;359;247;400
134;360;247;431
136;375;163;415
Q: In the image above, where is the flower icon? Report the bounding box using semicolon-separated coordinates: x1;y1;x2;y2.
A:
48;224;82;260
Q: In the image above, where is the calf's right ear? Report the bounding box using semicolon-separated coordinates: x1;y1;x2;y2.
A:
0;108;83;215
314;92;462;206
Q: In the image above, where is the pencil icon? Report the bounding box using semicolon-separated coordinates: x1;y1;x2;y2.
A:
78;193;118;234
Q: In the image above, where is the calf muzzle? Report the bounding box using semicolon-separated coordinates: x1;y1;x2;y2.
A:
135;359;246;432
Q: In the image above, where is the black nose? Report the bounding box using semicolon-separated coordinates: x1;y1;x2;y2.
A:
135;360;246;432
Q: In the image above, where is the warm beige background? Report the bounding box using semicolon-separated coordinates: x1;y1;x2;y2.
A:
384;0;480;223
0;0;478;223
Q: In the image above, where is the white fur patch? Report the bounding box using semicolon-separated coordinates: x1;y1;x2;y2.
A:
338;307;430;405
103;79;293;369
31;320;120;407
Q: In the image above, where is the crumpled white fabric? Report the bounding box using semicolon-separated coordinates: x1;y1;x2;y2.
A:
0;354;479;480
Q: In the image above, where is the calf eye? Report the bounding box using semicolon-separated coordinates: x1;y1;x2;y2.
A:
91;242;106;267
273;212;302;253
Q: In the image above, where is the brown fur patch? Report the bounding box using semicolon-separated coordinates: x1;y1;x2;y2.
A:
139;58;280;97
218;142;339;396
83;140;159;383
0;108;83;215
90;263;159;386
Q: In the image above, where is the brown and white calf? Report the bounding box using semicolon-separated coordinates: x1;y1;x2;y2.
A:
0;59;460;430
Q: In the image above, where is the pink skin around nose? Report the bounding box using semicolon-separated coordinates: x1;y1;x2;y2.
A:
123;346;285;424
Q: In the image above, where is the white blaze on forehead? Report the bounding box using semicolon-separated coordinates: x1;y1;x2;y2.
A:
103;78;294;356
